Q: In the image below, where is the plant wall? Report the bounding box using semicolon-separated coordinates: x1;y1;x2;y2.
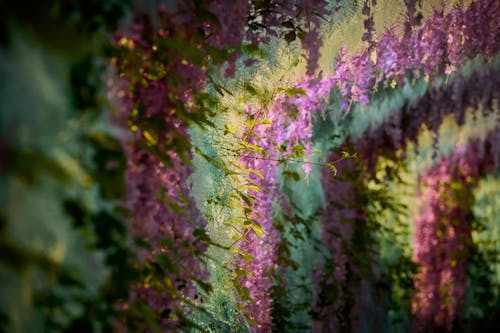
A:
0;0;498;332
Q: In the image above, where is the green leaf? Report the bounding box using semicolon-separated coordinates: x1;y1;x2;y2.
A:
245;118;271;127
240;140;265;155
195;279;213;294
143;130;157;145
249;221;265;238
277;87;307;97
282;170;300;181
284;31;296;43
241;43;265;58
248;168;264;179
232;267;251;278
224;123;237;135
239;193;254;207
325;162;338;176
243;184;261;192
159;38;205;65
230;247;254;261
231;279;252;302
243;82;258;95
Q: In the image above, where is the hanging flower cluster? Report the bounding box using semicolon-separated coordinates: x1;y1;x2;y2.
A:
237;86;320;330
412;132;499;332
329;0;499;113
233;59;350;330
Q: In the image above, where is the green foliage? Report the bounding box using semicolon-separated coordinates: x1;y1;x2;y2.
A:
0;2;134;331
272;208;321;332
465;175;500;331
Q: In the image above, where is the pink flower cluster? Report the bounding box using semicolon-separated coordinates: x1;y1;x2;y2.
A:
112;81;210;331
237;88;318;330
256;0;498;123
234;63;349;328
111;5;211;330
236;165;281;332
410;137;499;331
324;0;500;113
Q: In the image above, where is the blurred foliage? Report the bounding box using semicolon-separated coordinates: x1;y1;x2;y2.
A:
465;175;500;331
0;1;133;332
